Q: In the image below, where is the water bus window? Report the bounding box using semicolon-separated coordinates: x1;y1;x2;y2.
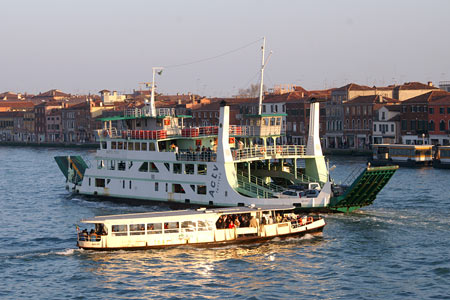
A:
173;184;185;194
164;222;179;233
118;161;126;171
197;220;213;231
185;164;194;174
118;142;123;150
147;223;162;234
197;185;206;195
149;162;159;172
198;164;207;175
139;162;148;172
173;163;182;174
129;224;145;235
112;225;128;236
141;142;147;151
149;142;155;151
101;141;107;149
181;221;196;232
164;163;170;171
135;142;141;151
128;142;134;151
111;142;117;149
95;178;105;187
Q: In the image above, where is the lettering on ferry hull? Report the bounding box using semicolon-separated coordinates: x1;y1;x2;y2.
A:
209;164;221;198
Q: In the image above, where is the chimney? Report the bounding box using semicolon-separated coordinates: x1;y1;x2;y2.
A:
428;81;433;87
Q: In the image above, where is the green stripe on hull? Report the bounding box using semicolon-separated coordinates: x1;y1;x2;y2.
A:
328;165;398;212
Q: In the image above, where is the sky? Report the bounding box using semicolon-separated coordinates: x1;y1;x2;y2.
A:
1;0;449;97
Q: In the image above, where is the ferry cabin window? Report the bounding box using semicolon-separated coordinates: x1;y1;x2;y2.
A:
149;142;155;151
173;163;182;174
139;162;149;172
101;141;107;149
123;142;127;150
147;223;162;234
135;142;141;151
164;222;179;233
185;164;194;174
97;160;105;169
112;225;127;236
129;224;145;235
117;142;123;150
190;185;196;192
112;141;117;149
128;142;134;151
173;184;185;194
118;161;126;171
181;221;196;232
164;163;170;171
89;178;91;186
165;183;168;192
198;220;213;231
108;160;115;170
198;164;207;175
155;182;159;191
149;162;159;172
141;142;147;151
129;181;132;189
197;185;207;195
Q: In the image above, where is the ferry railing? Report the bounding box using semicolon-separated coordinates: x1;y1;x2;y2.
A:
236;171;286;193
231;145;306;161
176;150;217;162
236;175;274;198
78;233;102;242
230;125;285;137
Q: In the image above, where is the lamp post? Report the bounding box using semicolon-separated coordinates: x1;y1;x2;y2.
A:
422;133;425;145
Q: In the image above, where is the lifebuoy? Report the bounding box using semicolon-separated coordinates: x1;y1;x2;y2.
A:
260;147;266;154
277;146;282;154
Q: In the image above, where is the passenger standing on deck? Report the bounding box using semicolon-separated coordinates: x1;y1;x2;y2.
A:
249;216;258;228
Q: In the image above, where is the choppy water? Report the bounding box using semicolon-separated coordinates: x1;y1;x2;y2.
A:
0;147;449;299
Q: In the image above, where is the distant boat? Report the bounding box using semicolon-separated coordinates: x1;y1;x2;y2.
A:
371;144;433;167
76;205;326;250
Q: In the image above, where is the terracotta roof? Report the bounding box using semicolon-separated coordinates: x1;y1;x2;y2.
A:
334;83;374;92
0;101;34;110
33;89;71;98
345;95;398;104
396;82;439;90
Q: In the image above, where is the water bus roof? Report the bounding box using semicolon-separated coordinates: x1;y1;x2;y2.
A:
81;205;295;223
373;144;433;149
99;115;192;122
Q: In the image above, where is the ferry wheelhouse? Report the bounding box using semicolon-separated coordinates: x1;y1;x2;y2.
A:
76;205;326;250
371;144;433;167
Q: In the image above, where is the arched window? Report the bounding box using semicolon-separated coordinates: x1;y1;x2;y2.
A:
357;119;361;129
440;120;446;132
429;120;435;131
352;119;355;129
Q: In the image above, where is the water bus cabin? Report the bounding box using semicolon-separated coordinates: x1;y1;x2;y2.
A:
371;144;433;167
433;145;450;169
77;205;325;250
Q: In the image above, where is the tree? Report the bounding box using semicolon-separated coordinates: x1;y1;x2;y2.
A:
238;83;265;98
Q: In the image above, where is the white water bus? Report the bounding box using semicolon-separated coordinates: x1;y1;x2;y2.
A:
77;205;325;250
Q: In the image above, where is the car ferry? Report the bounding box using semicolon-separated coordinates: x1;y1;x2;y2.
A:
76;205;326;250
371;144;433;167
55;40;397;212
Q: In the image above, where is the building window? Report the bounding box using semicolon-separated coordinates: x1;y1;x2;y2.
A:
391;124;394;132
440;120;446;131
429;120;435;131
401;120;407;130
440;107;445;114
429;108;434;114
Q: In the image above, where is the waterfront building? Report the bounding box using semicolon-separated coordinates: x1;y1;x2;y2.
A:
343;95;398;149
372;105;402;144
34;101;63;143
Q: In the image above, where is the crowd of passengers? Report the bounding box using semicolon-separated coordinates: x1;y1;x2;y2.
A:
216;213;310;229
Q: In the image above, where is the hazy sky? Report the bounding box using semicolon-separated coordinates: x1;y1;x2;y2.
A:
2;0;449;97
